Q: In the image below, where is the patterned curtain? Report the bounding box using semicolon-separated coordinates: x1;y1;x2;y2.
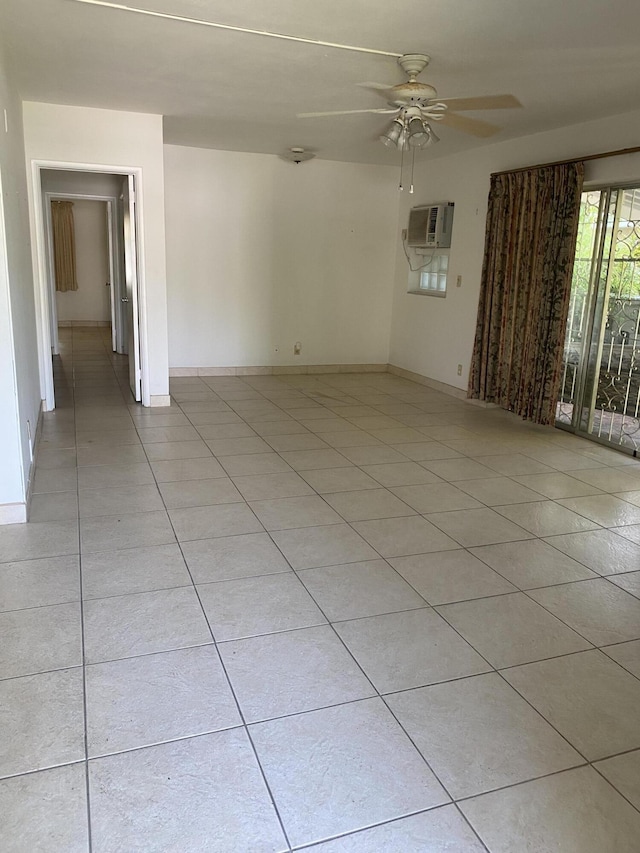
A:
468;162;584;424
51;200;78;292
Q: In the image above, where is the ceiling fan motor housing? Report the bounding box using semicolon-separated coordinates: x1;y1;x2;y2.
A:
388;82;438;105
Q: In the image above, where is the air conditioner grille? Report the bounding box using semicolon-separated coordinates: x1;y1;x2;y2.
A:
408;208;431;247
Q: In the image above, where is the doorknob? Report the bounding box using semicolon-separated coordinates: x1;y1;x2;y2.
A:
121;297;130;303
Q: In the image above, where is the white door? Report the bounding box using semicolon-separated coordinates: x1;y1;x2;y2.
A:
121;175;141;401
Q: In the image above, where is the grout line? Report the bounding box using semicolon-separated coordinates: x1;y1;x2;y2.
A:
70;330;94;853
284;804;478;852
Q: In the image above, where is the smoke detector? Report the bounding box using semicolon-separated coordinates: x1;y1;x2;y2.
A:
281;147;315;164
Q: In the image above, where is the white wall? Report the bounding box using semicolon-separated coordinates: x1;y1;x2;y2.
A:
0;47;41;516
389;108;640;390
164;145;400;368
55;200;110;323
23;102;169;402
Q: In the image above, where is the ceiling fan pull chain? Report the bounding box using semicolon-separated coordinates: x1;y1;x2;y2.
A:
399;135;406;191
409;147;416;194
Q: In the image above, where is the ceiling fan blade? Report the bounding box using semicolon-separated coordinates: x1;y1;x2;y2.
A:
297;108;397;118
438;111;501;138
436;94;522;111
357;82;393;91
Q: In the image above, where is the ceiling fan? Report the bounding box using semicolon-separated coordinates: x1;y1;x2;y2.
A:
298;54;522;149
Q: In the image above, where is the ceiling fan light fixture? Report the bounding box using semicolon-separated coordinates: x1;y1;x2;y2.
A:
379;118;405;148
425;124;440;145
408;116;431;148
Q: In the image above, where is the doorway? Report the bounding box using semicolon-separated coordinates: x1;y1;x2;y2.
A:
47;197;114;343
556;185;640;453
31;163;145;410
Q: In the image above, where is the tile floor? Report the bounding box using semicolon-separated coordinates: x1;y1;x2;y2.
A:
2;326;640;851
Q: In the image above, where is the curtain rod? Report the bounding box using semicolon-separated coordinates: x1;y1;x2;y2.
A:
491;145;640;177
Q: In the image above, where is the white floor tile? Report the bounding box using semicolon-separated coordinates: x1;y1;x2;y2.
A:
529;579;640;645
0;602;82;678
302;806;485;852
461;766;640;853
272;524;379;569
250;699;449;848
89;731;287;853
86;645;241;755
387;673;582;798
390;549;516;604
219;625;375;721
198;573;326;640
353;516;460;557
298;559;426;620
595;749;640;811
602;639;640;678
544;529;640;575
438;592;592;668
0;555;80;611
0;764;89;852
335;608;490;692
83;587;212;663
470;539;597;588
503;650;640;760
0;669;84;778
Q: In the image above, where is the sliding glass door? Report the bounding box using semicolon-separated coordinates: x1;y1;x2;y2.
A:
557;185;640;453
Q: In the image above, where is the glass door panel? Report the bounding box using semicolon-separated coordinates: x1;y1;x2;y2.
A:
557;186;640;454
556;191;605;427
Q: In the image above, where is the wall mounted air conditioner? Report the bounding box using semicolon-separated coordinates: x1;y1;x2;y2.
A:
407;202;455;248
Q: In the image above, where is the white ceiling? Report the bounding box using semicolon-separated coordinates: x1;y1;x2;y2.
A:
2;0;639;164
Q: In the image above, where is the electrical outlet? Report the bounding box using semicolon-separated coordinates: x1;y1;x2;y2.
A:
293;342;302;356
457;364;463;376
456;275;462;288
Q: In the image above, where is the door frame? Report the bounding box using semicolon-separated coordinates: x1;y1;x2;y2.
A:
43;192;123;355
29;160;150;410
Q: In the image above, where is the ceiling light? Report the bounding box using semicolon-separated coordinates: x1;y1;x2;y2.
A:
408;117;431;148
379;118;405;148
281;147;315;164
425;125;440;145
380;110;440;152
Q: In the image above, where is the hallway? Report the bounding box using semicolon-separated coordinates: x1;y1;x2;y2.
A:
2;326;640;851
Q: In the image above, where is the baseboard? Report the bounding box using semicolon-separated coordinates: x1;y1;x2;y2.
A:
58;320;111;327
24;401;44;521
387;364;470;399
275;364;387;375
387;363;498;407
169;364;388;377
0;503;27;525
149;394;172;407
